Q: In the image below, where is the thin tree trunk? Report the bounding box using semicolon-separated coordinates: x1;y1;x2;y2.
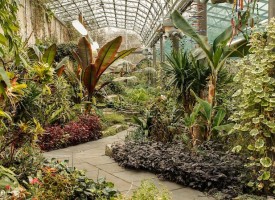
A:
191;125;203;146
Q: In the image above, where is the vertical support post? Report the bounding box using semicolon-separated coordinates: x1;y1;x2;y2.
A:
172;35;179;52
197;2;207;36
153;45;157;68
269;0;275;21
160;35;164;63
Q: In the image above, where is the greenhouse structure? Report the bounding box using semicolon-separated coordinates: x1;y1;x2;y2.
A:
0;0;275;199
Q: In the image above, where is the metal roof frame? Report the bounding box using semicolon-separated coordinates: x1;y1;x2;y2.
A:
47;0;185;45
47;0;268;46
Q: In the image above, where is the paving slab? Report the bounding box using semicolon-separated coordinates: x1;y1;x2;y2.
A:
113;169;156;182
96;163;126;173
43;127;212;200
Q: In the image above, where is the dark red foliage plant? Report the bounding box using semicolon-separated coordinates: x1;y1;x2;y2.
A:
38;115;102;151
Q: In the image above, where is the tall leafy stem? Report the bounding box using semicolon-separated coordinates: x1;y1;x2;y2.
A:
171;10;250;107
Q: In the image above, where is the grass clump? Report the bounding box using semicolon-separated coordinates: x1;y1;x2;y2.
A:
117;180;171;200
103;113;125;125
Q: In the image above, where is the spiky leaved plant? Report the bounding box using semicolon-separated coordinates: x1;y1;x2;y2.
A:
231;19;275;193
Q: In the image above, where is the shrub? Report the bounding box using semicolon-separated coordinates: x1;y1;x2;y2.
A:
17;76;77;126
27;159;119;200
55;43;77;62
38;114;102;151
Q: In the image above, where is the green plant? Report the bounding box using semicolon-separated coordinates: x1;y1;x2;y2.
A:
116;180;171;200
0;165;28;199
230;19;275;193
0;0;20;57
171;10;250;108
104;113;125;124
73;36;136;101
28;159;119;200
55;43;77;62
17;76;76;126
125;88;154;106
184;91;233;145
162;50;210;113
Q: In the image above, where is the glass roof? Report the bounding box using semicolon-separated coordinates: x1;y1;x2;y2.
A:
48;0;268;46
206;0;268;42
47;0;184;45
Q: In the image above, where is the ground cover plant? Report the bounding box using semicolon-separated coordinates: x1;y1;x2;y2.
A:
111;141;248;199
38;114;102;151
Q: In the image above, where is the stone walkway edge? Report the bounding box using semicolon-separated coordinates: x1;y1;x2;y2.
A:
44;128;213;200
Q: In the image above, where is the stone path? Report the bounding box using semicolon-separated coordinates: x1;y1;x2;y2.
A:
44;128;214;200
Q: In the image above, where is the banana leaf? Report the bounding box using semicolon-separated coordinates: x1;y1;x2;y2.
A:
78;37;93;70
0;67;11;87
42;44;57;66
95;36;122;78
171;11;212;61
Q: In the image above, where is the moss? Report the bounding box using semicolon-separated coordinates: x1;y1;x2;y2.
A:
103;113;125;125
102;124;129;137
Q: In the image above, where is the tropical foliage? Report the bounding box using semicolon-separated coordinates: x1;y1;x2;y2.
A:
73;36;136;100
230;18;275;193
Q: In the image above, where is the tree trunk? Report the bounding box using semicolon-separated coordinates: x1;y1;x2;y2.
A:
208;75;216;107
190;125;204;146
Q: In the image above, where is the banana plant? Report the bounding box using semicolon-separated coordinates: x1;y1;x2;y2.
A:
171;10;250;107
73;36;136;101
184;90;233;143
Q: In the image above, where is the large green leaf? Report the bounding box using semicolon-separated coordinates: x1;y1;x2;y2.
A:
0;33;7;46
0;109;12;121
0;67;11;87
78;37;93;70
28;46;41;62
56;56;69;70
213;123;234;132
108;48;137;68
191;90;212;121
223;38;249;58
95;36;122;79
171;11;211;61
217;38;249;72
42;44;57;66
213;108;226;127
213;26;232;53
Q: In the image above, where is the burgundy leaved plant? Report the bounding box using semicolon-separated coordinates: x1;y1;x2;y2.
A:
38;115;102;151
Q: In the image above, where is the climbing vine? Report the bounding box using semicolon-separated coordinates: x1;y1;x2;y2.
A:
31;0;53;40
0;0;20;56
231;18;275;193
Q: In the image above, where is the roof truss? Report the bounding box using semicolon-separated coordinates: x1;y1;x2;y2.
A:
47;0;184;45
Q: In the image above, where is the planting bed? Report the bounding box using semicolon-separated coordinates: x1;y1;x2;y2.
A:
112;141;250;199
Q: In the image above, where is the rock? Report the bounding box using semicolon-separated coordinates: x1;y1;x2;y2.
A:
112;76;138;84
106;95;119;102
105;144;113;157
105;141;125;157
